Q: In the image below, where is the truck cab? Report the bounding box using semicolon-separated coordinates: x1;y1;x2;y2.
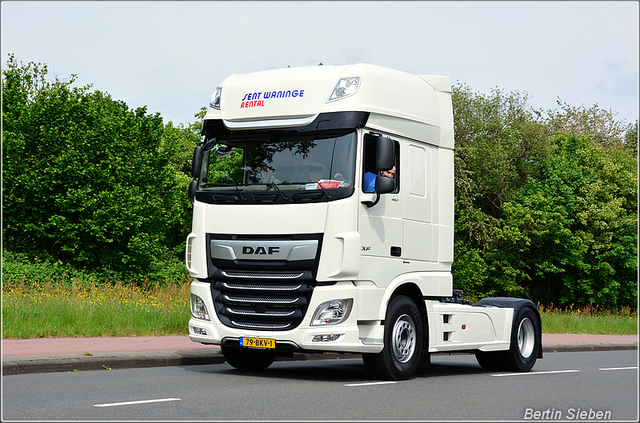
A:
186;63;541;380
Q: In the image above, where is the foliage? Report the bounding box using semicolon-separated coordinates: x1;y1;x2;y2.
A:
2;54;193;284
493;136;637;306
452;83;637;307
452;83;551;216
535;98;636;154
452;83;549;298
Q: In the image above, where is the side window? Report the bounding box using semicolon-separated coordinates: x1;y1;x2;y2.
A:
362;134;399;193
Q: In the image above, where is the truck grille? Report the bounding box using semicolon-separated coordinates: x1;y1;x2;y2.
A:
206;233;322;332
211;270;314;331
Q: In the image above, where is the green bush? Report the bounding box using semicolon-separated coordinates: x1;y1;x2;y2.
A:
451;84;637;307
2;54;194;286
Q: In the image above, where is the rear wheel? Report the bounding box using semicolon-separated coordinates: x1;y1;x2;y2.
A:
475;350;509;371
221;346;277;371
475;306;541;372
362;295;423;380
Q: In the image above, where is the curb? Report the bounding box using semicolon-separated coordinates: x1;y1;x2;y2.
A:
2;351;227;376
3;344;636;376
1;351;363;376
542;343;638;353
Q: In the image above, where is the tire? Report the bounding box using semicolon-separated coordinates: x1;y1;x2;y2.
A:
507;306;541;371
475;350;509;371
362;295;423;380
221;346;277;371
475;306;541;372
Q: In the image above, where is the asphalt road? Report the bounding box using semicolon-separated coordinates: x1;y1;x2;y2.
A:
2;350;637;421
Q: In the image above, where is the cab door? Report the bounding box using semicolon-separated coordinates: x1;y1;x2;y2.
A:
358;134;402;288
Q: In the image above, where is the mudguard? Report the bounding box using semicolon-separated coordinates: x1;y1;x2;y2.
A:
476;297;543;359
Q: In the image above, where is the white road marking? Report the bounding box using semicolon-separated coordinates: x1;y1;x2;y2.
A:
344;381;398;387
599;366;638;371
492;369;580;377
94;398;181;407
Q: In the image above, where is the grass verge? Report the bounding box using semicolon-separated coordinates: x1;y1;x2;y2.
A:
538;303;637;336
2;282;637;339
2;280;191;339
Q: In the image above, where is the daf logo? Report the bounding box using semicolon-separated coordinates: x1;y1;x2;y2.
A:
210;239;318;261
242;246;280;255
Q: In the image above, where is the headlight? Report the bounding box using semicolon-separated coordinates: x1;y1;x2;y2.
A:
190;294;210;321
327;76;360;102
210;87;222;110
311;299;353;325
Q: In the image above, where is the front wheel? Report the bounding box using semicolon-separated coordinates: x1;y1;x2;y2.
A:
221;346;277;371
475;306;541;372
362;295;423;380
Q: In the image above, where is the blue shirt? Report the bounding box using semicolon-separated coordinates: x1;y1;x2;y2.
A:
364;172;377;192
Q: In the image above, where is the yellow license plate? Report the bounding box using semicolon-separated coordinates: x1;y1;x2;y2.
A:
240;337;275;349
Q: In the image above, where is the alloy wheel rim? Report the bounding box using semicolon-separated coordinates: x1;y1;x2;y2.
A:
517;317;536;358
392;314;416;363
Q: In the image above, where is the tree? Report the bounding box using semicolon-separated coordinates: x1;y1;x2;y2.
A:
451;83;637;307
452;83;550;216
2;54;188;282
451;83;550;297
489;134;637;306
535;99;635;153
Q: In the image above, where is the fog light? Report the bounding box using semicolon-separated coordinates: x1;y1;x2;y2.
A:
191;326;207;335
190;294;210;321
312;334;342;342
311;299;353;325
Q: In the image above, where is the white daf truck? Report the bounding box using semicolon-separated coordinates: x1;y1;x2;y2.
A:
186;63;542;380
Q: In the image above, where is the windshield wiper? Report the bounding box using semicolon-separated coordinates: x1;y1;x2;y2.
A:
315;182;333;200
222;176;248;202
269;182;290;201
204;181;248;202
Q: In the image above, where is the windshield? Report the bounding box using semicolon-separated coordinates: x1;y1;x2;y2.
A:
196;130;357;204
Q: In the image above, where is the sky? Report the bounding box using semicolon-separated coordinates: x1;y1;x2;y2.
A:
2;1;638;128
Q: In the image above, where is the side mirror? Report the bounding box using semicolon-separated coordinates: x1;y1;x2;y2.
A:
375;136;395;171
188;179;197;202
362;175;395;208
191;145;202;179
375;175;395;194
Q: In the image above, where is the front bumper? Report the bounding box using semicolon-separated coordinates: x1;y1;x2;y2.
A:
188;280;384;354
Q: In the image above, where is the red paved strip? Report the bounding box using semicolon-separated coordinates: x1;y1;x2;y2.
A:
1;335;212;356
1;334;636;358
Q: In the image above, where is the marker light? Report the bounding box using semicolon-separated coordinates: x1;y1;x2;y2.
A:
210;87;222;110
327;76;360;102
190;294;210;321
311;299;353;325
